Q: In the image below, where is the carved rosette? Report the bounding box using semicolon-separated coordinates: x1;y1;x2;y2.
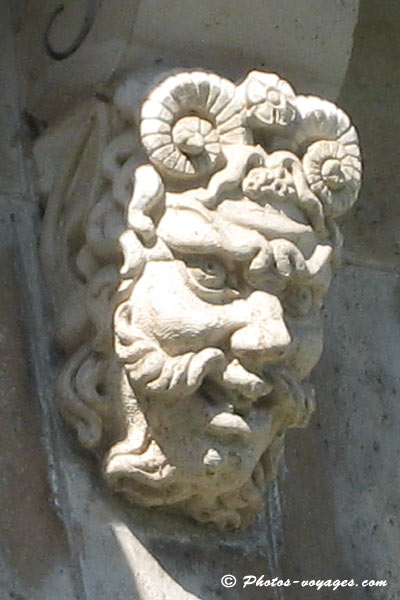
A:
40;68;361;530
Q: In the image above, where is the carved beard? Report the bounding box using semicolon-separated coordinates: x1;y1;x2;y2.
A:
104;333;315;530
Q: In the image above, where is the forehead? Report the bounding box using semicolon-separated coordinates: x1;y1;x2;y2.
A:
157;193;318;262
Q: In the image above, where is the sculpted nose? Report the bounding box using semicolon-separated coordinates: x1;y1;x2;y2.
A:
230;291;292;362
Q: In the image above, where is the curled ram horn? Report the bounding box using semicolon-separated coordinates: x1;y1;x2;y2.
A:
140;71;247;180
290;95;360;153
283;95;362;218
303;139;362;218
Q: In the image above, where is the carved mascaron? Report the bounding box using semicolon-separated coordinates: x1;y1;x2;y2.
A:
40;69;361;530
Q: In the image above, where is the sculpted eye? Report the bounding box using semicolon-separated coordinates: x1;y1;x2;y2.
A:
180;255;240;302
189;257;227;289
284;285;313;317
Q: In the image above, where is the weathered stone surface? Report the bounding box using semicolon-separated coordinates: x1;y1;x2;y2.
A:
0;2;26;196
0;5;76;594
16;0;359;125
339;0;400;269
17;0;140;124
0;199;76;600
4;1;400;598
280;265;400;599
39;68;361;530
30;450;277;599
127;0;358;99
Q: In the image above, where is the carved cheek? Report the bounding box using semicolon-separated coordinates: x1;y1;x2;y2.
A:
124;262;244;354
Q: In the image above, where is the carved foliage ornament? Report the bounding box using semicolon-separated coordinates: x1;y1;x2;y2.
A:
40;69;361;530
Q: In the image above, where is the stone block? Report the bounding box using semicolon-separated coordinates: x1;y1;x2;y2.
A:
0;199;76;600
280;265;400;599
339;1;400;269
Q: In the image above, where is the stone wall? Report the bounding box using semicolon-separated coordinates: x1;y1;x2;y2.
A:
1;1;398;599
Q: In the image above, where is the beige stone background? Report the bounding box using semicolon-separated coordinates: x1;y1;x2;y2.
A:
1;1;399;598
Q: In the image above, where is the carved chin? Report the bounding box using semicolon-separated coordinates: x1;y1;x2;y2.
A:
102;396;268;527
102;370;313;530
103;436;269;530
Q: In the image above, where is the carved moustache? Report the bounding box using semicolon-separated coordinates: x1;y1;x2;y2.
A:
121;338;314;434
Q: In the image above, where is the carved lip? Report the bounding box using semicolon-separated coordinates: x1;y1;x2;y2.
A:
207;411;253;438
200;374;275;441
201;364;313;438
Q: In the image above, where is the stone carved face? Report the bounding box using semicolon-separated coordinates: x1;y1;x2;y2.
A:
41;70;361;530
109;195;325;528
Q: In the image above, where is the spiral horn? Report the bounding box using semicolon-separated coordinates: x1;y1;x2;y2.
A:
140;71;247;180
287;96;362;218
